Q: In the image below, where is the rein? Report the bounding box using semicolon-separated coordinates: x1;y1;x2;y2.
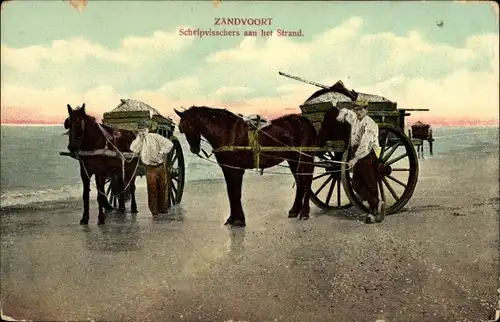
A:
75;118;141;198
79;155;141;198
194;123;351;174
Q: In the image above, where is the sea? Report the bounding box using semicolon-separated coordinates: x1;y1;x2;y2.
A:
0;124;498;209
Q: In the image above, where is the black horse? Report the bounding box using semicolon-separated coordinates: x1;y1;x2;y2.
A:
175;106;318;227
64;103;139;225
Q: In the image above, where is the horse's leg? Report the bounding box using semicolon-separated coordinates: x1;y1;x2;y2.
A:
287;158;302;218
222;167;246;227
117;170;126;213
130;176;138;213
298;155;314;220
95;175;107;225
80;163;91;225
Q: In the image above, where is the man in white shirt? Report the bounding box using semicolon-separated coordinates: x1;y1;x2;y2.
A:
336;100;385;223
130;119;174;217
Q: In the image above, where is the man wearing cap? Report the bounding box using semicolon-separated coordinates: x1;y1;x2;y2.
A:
336;100;385;223
130;119;174;217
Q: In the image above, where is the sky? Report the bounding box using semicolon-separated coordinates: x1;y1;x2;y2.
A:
1;0;499;126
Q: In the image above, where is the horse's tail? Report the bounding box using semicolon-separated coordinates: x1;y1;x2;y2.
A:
110;171;132;202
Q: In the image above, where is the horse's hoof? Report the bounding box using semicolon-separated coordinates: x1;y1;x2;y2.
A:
131;208;139;214
365;214;376;224
299;214;310;220
288;211;299;218
80;219;89;225
98;214;106;225
224;216;234;225
118;208;126;213
231;220;246;227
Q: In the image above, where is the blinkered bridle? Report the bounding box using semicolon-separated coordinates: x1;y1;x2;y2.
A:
176;110;202;155
66;114;87;153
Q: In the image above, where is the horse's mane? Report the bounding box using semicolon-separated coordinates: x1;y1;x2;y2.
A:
269;113;301;123
187;105;302;124
187;105;242;121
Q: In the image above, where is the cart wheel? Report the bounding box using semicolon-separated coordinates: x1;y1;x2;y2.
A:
310;150;353;210
341;124;419;215
165;136;185;208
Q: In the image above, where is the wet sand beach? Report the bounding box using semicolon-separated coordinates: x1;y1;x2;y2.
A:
0;147;498;322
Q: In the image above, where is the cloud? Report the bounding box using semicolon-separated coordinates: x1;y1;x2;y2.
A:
156;76;201;100
0;84;121;121
1;17;498;125
121;29;193;52
215;86;254;98
205;17;362;76
358;69;499;121
1;39;127;72
206;36;311;71
193;16;499;120
207;21;496;91
1;27;193;72
2;63;497;126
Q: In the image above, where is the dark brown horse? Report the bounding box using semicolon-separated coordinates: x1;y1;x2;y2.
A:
317;108;351;151
314;82;359;165
64;103;139;225
174;106;318;227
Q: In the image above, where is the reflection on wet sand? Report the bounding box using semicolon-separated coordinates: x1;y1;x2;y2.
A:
83;221;143;253
151;205;185;223
224;227;246;265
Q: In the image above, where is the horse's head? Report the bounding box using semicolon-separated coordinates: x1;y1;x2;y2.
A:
317;107;351;147
175;106;201;155
65;103;93;153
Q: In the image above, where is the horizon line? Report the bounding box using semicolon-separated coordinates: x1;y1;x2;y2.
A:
1;122;498;128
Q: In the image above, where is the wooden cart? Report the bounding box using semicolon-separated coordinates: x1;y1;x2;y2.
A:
60;99;185;210
409;121;434;157
101;99;185;209
287;72;430;215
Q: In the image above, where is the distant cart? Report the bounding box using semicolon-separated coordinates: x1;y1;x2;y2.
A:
409;121;434;157
61;99;185;209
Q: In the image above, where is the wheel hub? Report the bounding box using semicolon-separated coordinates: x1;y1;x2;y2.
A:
170;167;179;177
326;162;341;179
377;162;392;177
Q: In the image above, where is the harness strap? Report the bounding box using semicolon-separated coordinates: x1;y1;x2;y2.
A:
246;117;265;173
204;120;264;173
97;123;115;143
248;126;261;171
207;119;240;154
122;158;125;181
76;149;137;158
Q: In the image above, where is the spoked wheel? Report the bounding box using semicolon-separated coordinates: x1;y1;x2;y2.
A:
341;124;419;215
105;176;118;208
165;136;185;208
310;149;353;209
